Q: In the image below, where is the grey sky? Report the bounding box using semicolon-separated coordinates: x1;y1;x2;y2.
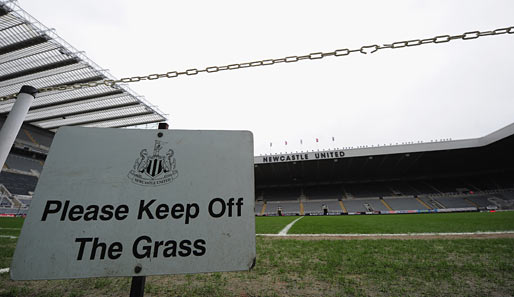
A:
19;0;514;155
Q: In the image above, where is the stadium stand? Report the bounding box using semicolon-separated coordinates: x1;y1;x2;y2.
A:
360;199;390;212
465;195;493;208
384;197;428;210
497;191;514;200
388;181;418;196
433;197;474;208
0;180;31;215
418;196;444;209
5;155;43;173
16;129;33;145
341;200;368;213
0;208;22;214
255;200;265;215
254;122;514;216
27;128;53;148
15;197;32;207
468;175;503;191
262;188;300;201
484;192;514;210
409;181;439;194
3;130;514;215
0;171;38;195
0;196;12;208
345;183;391;198
304;185;341;200
0;119;53;215
279;202;300;214
303;200;341;214
264;201;300;216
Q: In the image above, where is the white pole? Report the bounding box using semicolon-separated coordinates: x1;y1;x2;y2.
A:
0;85;38;173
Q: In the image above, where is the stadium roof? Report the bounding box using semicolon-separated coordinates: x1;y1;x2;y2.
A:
254;122;514;164
0;1;167;131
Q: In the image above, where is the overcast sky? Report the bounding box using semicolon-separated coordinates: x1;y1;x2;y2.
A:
18;0;514;155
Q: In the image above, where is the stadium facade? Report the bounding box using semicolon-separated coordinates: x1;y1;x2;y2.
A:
253;123;514;216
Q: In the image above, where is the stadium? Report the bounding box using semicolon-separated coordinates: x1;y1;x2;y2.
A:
254;123;514;216
4;120;514;216
1;1;514;296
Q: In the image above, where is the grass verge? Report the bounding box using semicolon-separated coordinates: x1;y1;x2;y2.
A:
0;218;24;229
289;211;514;234
255;216;299;234
1;238;513;296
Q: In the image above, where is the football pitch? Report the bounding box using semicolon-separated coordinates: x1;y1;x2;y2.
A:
1;212;514;296
257;211;514;234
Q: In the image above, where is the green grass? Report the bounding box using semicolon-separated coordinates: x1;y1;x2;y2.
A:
289;212;514;234
255;216;299;234
1;238;514;296
2;213;514;296
0;229;19;237
0;217;24;229
254;238;514;296
0;238;17;268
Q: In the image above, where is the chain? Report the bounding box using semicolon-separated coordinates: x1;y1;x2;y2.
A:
1;26;513;102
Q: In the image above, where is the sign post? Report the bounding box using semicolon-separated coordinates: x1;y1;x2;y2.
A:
11;126;256;284
129;122;168;297
0;85;38;173
130;273;145;297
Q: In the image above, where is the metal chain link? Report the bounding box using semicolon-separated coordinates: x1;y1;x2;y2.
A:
1;26;513;102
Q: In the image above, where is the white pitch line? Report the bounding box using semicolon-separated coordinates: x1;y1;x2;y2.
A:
258;231;514;237
0;268;9;274
0;227;21;230
278;216;304;235
0;235;18;239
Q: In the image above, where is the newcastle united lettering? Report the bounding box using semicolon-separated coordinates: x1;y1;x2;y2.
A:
261;150;345;163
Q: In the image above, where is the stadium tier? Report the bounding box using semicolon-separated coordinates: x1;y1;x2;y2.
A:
384;198;428;211
5;155;43;173
303;185;342;200
0;171;38;195
302;200;341;214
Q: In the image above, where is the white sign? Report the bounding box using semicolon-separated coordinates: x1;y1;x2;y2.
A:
11;127;255;280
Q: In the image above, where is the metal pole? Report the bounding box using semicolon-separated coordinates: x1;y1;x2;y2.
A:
129;121;168;297
0;86;38;174
129;276;146;297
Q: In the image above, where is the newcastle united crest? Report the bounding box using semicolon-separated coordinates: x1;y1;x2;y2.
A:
128;140;178;186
